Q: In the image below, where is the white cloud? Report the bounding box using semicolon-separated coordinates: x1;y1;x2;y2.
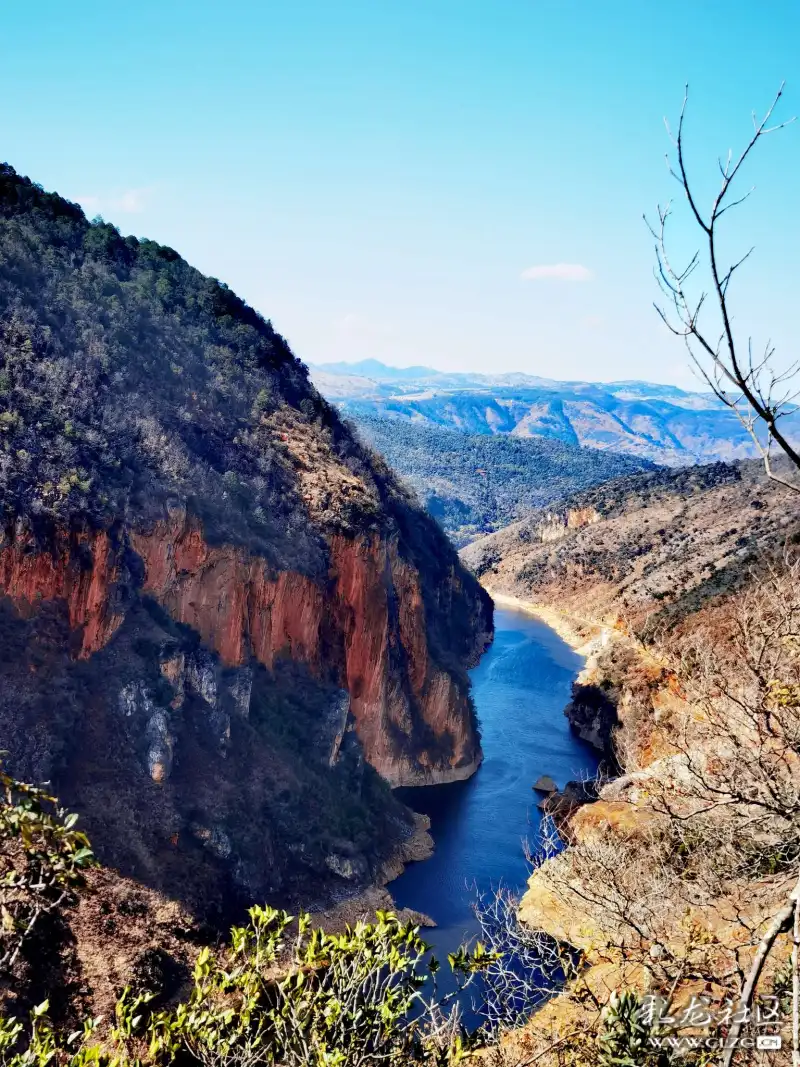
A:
74;186;154;217
521;263;593;282
115;188;150;213
75;194;102;214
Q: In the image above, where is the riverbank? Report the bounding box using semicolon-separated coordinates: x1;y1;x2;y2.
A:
390;607;597;965
484;589;609;659
315;604;601;948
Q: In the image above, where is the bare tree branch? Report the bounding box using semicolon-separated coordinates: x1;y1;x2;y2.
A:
648;84;799;492
721;872;800;1067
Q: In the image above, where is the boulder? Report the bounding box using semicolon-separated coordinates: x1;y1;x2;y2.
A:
533;774;558;793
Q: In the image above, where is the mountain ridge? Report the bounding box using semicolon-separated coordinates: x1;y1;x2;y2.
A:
352;414;655;545
312;358;717;403
311;359;797;466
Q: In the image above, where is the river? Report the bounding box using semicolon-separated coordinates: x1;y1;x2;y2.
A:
392;605;599;967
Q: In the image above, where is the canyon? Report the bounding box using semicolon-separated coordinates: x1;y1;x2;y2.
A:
5;160;799;1062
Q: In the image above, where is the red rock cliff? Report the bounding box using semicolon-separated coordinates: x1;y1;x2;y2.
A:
0;511;486;785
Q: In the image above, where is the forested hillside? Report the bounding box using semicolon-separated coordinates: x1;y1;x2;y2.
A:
352;414;654;544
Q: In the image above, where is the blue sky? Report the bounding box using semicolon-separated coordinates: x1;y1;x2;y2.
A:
2;1;797;386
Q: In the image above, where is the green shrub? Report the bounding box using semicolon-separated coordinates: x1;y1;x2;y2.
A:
1;907;493;1067
0;765;95;975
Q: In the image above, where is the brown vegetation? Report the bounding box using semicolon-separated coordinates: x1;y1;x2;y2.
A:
462;460;800;636
463;463;800;1062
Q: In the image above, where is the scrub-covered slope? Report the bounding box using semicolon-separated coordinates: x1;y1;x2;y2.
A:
462;460;800;1058
460;460;794;633
0;164;492;912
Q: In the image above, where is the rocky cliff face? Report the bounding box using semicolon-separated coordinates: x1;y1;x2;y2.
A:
0;512;488;788
563;678;618;765
536;505;601;544
0;164;493;913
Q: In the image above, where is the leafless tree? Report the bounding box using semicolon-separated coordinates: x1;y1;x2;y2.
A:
648;85;798;491
472;882;580;1034
646;84;800;1063
481;88;800;1067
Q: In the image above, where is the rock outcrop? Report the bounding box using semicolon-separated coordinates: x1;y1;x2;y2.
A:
563;679;619;765
0;163;493;913
537;505;601;544
0;513;488;787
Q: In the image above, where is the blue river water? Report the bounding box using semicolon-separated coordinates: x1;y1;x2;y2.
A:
392;605;599;965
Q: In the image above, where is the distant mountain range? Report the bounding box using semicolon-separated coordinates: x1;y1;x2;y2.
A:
310;360;796;467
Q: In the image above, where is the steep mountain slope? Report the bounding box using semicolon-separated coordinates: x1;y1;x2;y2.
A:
352;415;655;545
311;360;800;467
0;165;493;914
462;461;800;1054
461;460;799;634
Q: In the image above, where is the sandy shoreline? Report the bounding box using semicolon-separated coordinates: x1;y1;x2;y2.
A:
485;588;607;658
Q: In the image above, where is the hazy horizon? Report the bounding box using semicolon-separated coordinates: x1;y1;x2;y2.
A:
309;355;715;391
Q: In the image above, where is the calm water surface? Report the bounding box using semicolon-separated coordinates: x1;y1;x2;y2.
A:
392;606;599;963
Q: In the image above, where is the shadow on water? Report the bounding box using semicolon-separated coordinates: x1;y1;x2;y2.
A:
392;606;599;1013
